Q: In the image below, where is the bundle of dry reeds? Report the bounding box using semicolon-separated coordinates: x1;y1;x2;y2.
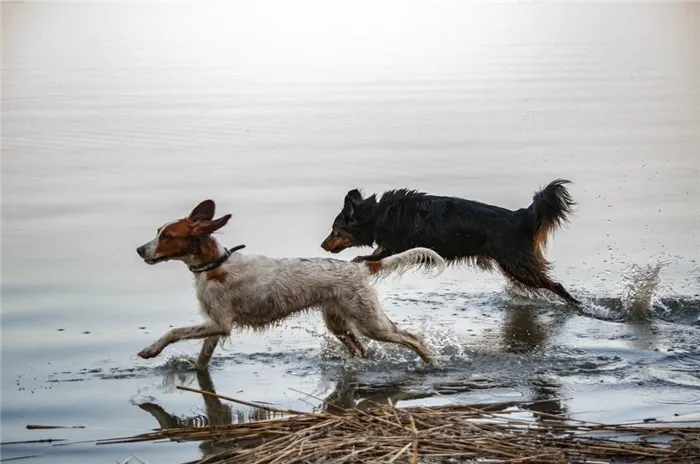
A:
100;387;700;464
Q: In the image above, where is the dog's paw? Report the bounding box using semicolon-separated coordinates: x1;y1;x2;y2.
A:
138;345;161;359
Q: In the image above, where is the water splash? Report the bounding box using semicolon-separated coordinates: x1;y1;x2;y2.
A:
159;354;199;371
620;262;665;321
577;261;677;321
503;282;561;306
579;299;616;320
318;319;468;369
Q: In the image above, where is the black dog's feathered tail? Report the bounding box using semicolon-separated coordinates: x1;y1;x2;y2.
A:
526;179;575;252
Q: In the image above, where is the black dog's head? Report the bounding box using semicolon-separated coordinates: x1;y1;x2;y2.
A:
321;189;377;253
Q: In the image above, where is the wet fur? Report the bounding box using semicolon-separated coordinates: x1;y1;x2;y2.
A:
322;179;579;305
136;200;446;367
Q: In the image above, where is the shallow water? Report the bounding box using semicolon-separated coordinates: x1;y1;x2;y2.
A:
2;2;700;463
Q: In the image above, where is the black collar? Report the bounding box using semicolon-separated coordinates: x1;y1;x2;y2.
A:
189;244;246;274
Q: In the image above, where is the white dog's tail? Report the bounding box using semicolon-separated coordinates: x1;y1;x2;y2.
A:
364;247;446;279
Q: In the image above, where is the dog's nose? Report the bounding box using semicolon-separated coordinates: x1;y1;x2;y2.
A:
320;238;330;251
136;245;146;258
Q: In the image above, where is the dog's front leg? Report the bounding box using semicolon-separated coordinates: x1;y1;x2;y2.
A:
138;323;227;360
195;336;221;369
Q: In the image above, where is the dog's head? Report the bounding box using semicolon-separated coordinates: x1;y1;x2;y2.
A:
136;200;232;265
321;189;377;253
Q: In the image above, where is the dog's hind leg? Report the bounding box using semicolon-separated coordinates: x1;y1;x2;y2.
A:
345;333;366;357
546;281;580;306
322;308;367;357
497;257;580;306
351;295;432;364
360;317;432;364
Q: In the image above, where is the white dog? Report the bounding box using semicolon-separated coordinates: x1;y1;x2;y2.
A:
136;200;445;368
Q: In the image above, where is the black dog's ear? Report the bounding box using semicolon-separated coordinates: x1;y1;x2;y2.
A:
343;189;363;218
346;189;363;202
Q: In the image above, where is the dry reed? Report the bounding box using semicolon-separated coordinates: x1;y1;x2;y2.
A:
99;386;700;464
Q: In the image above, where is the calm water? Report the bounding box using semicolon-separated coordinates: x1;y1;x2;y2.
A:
2;2;700;463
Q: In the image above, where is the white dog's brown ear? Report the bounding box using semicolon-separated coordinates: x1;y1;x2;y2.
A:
196;214;232;235
189;200;216;222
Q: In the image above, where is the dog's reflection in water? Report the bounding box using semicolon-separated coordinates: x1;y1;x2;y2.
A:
499;305;550;354
139;370;226;429
320;370;431;415
137;368;421;427
498;303;569;421
323;369;567;423
137;369;282;457
136;367;431;458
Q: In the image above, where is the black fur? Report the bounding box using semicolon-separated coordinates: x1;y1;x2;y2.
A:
321;179;579;305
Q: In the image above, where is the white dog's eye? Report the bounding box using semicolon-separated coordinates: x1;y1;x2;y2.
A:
161;233;173;240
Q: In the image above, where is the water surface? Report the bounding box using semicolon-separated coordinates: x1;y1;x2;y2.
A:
2;2;699;463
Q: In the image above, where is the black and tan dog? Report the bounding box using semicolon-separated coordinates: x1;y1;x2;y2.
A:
321;179;580;306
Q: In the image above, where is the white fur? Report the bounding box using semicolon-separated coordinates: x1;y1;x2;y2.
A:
371;247;446;280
